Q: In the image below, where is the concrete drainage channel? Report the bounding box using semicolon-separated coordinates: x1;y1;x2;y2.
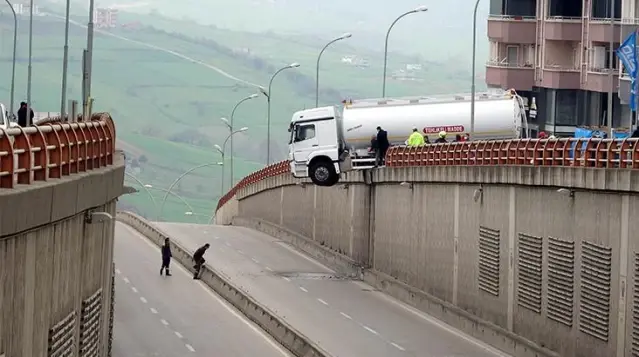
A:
115;211;331;357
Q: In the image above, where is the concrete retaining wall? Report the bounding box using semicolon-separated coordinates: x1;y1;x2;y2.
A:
0;153;124;357
222;165;639;357
117;211;331;357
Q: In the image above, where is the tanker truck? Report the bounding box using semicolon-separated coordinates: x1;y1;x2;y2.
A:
287;90;529;186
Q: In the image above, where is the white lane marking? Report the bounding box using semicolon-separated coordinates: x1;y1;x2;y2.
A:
131;287;138;293
123;277;130;284
115;269;121;274
340;312;352;320
225;242;231;247
391;342;406;351
317;298;329;306
299;287;308;293
175;331;183;339
363;326;379;335
366;283;510;357
237;250;244;254
251;258;259;263
265;266;273;271
140;297;147;303
185;344;195;352
150;308;158;314
122;223;292;357
282;277;291;282
161;319;169;326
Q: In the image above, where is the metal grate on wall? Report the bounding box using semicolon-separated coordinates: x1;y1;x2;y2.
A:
478;226;501;296
632;253;639;356
517;233;543;313
80;289;103;357
579;241;612;342
47;310;76;357
547;237;575;327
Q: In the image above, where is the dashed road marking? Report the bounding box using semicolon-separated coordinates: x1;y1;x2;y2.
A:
237;250;244;254
340;312;352;320
150;308;158;314
225;242;231;247
282;277;291;282
363;326;378;335
140;297;147;303
185;344;195;352
317;298;328;306
175;331;183;339
161;319;169;326
391;342;406;351
299;287;308;293
265;266;273;271
131;287;138;293
123;277;130;284
251;258;260;263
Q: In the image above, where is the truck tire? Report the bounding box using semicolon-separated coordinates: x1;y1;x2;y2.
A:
310;161;337;186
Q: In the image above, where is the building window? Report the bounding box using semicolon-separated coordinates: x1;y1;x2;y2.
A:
555;89;578;126
507;45;519;66
548;0;582;17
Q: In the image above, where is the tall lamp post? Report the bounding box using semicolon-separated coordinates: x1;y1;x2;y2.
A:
159;162;224;220
124;172;159;217
143;184;198;223
226;93;258;186
267;62;300;164
382;6;428;97
470;0;481;137
26;0;34;125
316;33;352;107
215;127;249;197
4;0;16;117
60;0;72;118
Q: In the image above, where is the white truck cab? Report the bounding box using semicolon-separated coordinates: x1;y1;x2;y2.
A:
288;106;352;186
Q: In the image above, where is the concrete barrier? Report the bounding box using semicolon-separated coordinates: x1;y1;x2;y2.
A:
219;164;639;357
116;211;332;357
0;152;124;357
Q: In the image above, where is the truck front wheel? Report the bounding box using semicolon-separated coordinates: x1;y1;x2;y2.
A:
309;161;338;186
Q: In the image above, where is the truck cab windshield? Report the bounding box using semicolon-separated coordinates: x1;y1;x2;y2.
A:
289;123;316;144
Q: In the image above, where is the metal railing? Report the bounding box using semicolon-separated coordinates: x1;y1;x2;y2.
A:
215;138;639;212
0;112;116;189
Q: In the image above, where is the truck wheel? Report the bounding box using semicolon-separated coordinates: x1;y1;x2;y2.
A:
310;161;337;186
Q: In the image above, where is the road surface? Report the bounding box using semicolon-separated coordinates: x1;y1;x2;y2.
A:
111;222;291;357
154;222;511;357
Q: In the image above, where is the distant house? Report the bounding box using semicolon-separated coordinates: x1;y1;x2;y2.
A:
94;8;118;28
11;2;40;15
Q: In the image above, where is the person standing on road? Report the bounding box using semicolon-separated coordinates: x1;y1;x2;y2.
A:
160;238;172;276
192;243;210;280
17;101;34;127
375;126;390;167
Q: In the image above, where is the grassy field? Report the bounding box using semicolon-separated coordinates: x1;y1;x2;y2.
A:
0;11;481;222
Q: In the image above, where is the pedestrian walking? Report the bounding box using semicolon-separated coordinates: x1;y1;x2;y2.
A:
160;238;172;276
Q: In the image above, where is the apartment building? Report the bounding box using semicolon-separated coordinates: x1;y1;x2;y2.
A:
485;0;638;136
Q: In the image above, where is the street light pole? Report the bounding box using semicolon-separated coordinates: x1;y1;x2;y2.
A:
267;62;300;165
316;33;352;107
124;172;159;217
382;6;428;97
4;0;16;117
61;0;72;119
470;0;481;137
215;127;249;197
159;162;224;220
86;0;96;104
229;94;258;186
26;0;33;125
143;184;198;223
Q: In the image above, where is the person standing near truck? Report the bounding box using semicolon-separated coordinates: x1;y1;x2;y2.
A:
375;126;390;167
17;101;34;127
407;127;425;147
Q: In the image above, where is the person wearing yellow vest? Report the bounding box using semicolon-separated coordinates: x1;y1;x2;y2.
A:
407;127;425;147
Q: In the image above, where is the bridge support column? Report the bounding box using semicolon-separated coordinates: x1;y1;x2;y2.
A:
615;195;630;357
506;186;516;331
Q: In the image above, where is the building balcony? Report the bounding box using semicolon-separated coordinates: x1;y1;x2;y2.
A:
485;61;535;90
538;65;581;89
588;19;621;43
582;67;618;93
487;15;537;44
544;17;582;41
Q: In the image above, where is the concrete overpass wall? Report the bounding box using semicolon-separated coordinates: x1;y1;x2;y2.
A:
218;162;639;357
0;114;124;357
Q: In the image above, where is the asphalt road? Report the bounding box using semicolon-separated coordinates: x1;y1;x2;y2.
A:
111;222;292;357
154;222;512;357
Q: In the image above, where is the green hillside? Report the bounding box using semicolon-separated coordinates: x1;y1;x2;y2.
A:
0;11;480;222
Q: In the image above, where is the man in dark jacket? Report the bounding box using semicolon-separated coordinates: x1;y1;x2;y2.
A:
192;243;210;279
17;102;34;127
160;238;172;276
375;126;390;167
